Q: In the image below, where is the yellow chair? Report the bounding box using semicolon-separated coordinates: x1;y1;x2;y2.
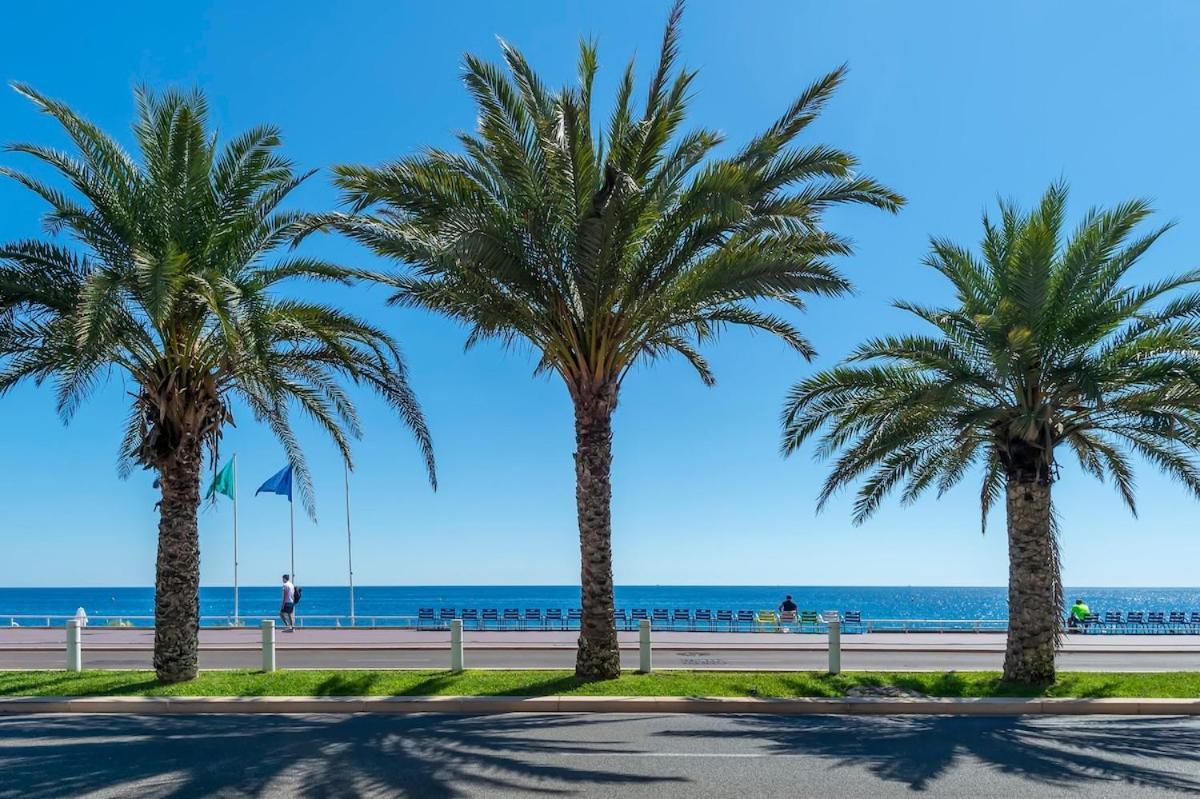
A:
754;609;779;630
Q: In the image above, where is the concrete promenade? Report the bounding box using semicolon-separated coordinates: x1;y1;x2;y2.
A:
4;627;1200;670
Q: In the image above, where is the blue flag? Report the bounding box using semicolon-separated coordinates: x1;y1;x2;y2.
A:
256;464;293;502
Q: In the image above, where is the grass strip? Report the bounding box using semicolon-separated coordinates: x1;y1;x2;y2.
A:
1;670;1200;699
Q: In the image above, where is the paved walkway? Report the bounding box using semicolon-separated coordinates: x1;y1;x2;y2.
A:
2;712;1198;797
3;628;1200;671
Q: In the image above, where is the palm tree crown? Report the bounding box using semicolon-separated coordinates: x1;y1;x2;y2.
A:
782;183;1200;526
320;4;902;398
0;84;435;506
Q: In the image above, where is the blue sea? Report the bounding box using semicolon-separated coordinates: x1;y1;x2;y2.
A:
2;586;1200;626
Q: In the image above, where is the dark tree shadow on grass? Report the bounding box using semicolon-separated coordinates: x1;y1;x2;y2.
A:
658;714;1200;793
0;712;681;798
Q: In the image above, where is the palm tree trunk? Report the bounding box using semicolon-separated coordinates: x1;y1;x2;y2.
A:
153;437;203;683
573;385;621;680
1002;478;1059;683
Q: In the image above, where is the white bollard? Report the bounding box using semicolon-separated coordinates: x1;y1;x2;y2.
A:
66;620;82;673
450;619;464;673
639;619;652;674
261;620;276;673
827;619;841;675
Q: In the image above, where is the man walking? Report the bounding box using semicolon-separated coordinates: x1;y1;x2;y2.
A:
280;574;296;632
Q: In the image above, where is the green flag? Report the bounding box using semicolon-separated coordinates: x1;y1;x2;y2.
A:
206;458;235;501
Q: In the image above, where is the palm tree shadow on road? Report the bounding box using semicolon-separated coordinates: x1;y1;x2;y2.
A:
0;712;680;798
658;714;1200;793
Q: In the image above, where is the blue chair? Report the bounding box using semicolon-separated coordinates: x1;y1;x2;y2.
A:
438;608;456;629
461;608;479;628
502;608;521;629
695;609;713;629
736;610;755;629
1148;611;1166;632
614;608;628;630
481;608;499;628
1104;611;1123;627
1126;611;1146;630
631;608;649;625
545;608;564;629
716;609;734;630
1190;611;1200;631
417;608;435;628
567;608;582;628
843;610;862;631
672;609;692;630
652;609;670;628
524;609;543;630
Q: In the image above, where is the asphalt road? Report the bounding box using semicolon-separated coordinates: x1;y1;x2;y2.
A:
3;712;1200;797
6;646;1200;671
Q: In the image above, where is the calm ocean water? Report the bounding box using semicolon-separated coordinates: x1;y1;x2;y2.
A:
3;586;1200;624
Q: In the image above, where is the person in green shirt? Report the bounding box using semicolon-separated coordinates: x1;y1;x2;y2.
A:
1068;598;1091;631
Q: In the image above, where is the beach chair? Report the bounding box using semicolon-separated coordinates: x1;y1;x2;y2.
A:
1169;611;1187;632
481;608;499;628
545;608;564;630
778;610;798;628
843;610;862;631
417;608;435;628
439;608;456;628
673;609;692;630
1103;611;1122;629
631;608;649;626
461;608;479;629
524;609;543;630
1191;611;1200;632
736;610;755;630
502;608;521;629
567;608;582;629
1148;611;1166;632
799;610;820;628
614;609;628;630
1081;612;1099;632
1126;611;1146;631
652;608;670;629
695;609;714;630
754;610;779;631
716;609;734;630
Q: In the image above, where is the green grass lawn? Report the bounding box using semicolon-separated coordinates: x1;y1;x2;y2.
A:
2;670;1200;698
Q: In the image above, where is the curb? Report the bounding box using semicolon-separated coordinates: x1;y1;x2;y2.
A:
2;695;1199;715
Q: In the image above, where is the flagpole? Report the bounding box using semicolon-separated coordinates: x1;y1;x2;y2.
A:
232;453;239;626
289;494;295;582
344;461;355;627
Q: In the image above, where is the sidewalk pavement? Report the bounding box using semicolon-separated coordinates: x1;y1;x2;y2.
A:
2;627;1199;652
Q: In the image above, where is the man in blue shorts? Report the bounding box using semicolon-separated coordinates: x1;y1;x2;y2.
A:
280;574;296;632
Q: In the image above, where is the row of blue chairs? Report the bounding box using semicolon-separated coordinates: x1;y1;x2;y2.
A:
1075;610;1200;633
416;607;859;631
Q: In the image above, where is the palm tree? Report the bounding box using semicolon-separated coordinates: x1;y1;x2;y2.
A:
314;2;903;678
0;85;436;682
781;183;1200;683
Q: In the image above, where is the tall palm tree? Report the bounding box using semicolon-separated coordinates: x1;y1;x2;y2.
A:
0;85;436;682
781;183;1200;683
314;2;903;678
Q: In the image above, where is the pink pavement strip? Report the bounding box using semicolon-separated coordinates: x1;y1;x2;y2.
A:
3;627;1200;653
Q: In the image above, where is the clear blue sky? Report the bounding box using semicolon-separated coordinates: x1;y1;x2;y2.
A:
2;1;1199;588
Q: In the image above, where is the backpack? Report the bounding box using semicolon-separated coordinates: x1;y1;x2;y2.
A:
293;586;303;605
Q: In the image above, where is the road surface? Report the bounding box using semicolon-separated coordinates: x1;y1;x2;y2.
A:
2;712;1200;797
3;628;1200;671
